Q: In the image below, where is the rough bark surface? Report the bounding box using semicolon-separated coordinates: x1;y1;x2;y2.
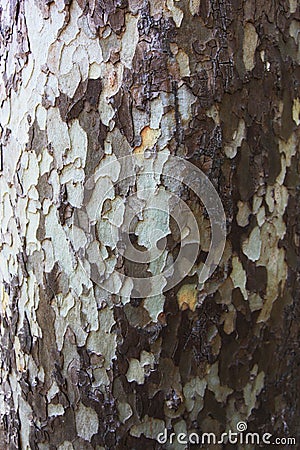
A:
0;0;299;449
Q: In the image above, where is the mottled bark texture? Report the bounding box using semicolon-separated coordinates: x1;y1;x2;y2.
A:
0;0;299;449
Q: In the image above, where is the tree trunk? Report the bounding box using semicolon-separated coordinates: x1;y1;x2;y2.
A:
0;0;299;448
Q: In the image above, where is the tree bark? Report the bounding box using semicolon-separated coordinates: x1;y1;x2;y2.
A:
0;0;299;449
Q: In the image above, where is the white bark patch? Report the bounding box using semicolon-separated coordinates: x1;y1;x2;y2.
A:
45;205;73;275
178;85;196;124
243;23;258;72
26;0;65;70
22;152;39;192
26;210;40;254
42;239;55;273
87;39;103;65
135;188;171;248
289;0;297;13
121;14;139;68
48;403;65;417
236;200;251;227
0;98;11;126
279;132;297;167
189;0;201;16
60;44;76;75
230;256;248;299
150;97;164;130
87;308;117;369
95;153;121;182
44;73;59;106
81;291;98;331
68;119;88;167
39;148;53;176
89;62;102;79
47;40;64;74
86;177;115;223
74;46;90;81
126;351;155;384
117;402;133;423
47;108;70;169
176;49;191;77
102;196;125;228
59;64;81;98
224;119;245;159
243;365;265;416
18;396;33;448
257;249;287;323
58;442;74;450
257;206;266;227
292;97;300;126
75;403;99;441
249;293;263;312
242;226;261;262
144;294;165;321
126;358;145;384
206;362;233;402
59;1;81;45
100;62;124;99
130;415;165;439
166;0;184;27
183;377;207;413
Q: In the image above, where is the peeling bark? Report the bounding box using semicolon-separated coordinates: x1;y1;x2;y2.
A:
0;0;299;449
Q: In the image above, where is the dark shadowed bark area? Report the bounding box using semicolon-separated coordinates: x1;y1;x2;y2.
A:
0;0;299;449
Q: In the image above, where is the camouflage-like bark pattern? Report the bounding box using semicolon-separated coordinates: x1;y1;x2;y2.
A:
0;0;299;448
